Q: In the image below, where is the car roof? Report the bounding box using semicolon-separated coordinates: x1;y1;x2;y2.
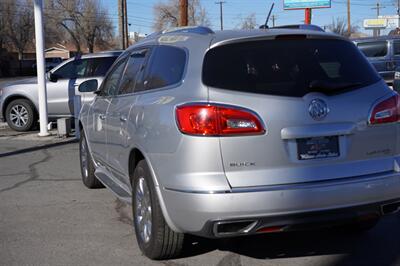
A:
209;28;341;47
125;26;345;54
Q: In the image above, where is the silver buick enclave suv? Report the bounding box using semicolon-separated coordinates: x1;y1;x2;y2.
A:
78;26;400;260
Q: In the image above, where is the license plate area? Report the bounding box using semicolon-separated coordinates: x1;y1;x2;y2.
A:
297;136;340;160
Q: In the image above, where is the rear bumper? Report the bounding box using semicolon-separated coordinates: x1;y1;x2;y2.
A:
161;171;400;237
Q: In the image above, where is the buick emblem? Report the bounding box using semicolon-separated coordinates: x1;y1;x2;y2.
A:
309;99;329;121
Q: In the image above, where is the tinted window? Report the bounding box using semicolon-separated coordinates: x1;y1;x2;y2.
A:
119;50;148;95
100;58;127;96
143;46;186;91
53;59;88;79
357;41;388;57
394;41;400;56
87;57;118;77
203;39;380;97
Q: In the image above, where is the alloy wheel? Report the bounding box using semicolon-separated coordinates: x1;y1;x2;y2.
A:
135;177;152;243
9;105;29;128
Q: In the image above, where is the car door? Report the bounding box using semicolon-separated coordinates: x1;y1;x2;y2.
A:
106;49;149;185
392;40;400;83
47;56;117;117
46;57;89;117
86;57;128;165
80;56;118;105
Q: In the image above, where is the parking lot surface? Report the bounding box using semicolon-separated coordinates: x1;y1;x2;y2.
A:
1;130;400;266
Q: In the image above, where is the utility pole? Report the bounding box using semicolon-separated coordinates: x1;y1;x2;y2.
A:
118;0;125;49
372;1;385;36
347;0;351;36
179;0;188;26
123;0;128;48
397;0;400;30
272;15;276;27
216;1;226;30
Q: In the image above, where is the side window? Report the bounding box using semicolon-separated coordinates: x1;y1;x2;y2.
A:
119;50;148;95
86;57;118;77
394;41;400;56
357;41;388;58
53;59;89;79
143;46;186;91
100;58;128;97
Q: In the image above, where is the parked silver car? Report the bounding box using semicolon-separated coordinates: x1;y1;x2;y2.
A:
78;26;400;260
0;51;121;131
32;57;63;72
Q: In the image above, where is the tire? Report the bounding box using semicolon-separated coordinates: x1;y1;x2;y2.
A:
79;132;104;189
132;160;184;260
5;99;37;132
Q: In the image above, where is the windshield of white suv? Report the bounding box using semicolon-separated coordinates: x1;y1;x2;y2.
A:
203;38;381;97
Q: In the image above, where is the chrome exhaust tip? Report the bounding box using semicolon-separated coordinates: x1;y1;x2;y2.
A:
213;220;258;237
381;201;400;215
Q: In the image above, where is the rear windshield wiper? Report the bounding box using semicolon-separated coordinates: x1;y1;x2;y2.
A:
309;80;362;93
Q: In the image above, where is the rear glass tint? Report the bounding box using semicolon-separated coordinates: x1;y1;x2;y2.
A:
357;41;388;57
203;39;381;97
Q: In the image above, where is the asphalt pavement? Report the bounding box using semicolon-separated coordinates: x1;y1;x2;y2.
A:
1;126;400;266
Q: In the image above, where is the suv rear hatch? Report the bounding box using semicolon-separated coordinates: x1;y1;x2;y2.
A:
204;35;399;188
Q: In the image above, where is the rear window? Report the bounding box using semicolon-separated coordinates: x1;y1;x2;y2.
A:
357;41;388;58
203;39;381;97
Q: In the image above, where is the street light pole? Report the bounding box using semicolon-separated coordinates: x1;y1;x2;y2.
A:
33;0;49;137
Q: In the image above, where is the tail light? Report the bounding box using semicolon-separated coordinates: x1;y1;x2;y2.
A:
176;103;265;136
369;94;400;125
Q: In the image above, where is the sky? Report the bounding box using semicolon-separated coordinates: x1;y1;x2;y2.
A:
102;0;400;36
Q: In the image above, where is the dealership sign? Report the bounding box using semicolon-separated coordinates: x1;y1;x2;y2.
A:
363;18;388;29
378;15;400;29
284;0;331;10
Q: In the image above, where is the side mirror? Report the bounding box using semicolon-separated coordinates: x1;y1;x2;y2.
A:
48;72;58;82
393;67;400;93
78;79;98;93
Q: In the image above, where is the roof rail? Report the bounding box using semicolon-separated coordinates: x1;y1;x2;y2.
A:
272;24;325;32
143;26;214;42
162;26;214;35
161;26;214;35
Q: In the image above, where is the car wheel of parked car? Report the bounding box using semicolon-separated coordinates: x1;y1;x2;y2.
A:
132;160;184;260
5;99;36;132
79;132;104;189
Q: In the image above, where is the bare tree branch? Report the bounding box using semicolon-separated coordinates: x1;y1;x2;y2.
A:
326;17;359;37
153;0;210;31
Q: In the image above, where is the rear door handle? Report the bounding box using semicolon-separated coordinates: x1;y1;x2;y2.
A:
120;115;127;122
